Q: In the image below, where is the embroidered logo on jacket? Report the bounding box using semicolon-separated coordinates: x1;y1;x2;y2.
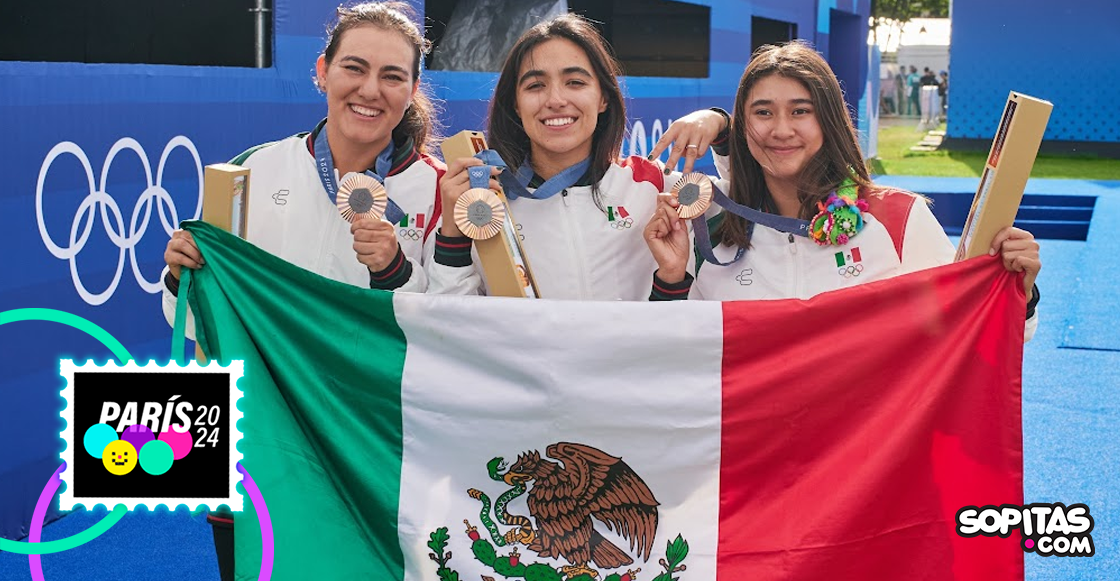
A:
836;247;864;278
735;268;754;286
398;213;426;241
607;206;633;229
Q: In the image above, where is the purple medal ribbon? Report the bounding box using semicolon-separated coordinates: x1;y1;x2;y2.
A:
691;182;810;266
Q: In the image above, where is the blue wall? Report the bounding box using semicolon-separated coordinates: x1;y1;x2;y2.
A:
0;0;870;539
948;0;1120;145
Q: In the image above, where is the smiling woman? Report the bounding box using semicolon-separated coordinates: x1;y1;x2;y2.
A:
511;37;608;181
427;13;729;301
315;4;439;176
316;26;418;176
643;41;1041;344
161;1;445;317
155;3;448;580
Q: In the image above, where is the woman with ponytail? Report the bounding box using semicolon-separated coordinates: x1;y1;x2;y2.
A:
157;3;445;578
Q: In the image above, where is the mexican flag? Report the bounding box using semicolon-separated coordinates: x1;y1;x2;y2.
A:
179;221;1025;581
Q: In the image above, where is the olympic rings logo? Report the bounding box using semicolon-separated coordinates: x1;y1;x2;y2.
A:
610;218;634;230
839;263;865;278
398;228;421;241
36;137;203;305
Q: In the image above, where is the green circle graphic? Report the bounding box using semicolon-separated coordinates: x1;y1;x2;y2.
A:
0;308;132;363
0;308;134;556
139;440;175;475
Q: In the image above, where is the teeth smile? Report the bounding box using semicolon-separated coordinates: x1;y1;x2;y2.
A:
543;117;575;127
350;104;382;118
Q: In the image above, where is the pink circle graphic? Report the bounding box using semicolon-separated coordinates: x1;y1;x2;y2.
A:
158;424;194;460
1024;538;1035;549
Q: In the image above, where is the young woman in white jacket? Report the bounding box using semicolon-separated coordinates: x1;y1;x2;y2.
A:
162;1;444;337
644;41;1040;339
157;3;444;579
427;14;725;300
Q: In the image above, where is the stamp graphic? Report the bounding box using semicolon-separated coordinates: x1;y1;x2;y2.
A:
60;359;244;510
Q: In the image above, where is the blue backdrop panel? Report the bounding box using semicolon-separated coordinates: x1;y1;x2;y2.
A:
0;0;870;540
0;0;340;539
0;83;323;541
948;0;1120;144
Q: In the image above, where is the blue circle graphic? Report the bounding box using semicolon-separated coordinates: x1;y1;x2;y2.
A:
83;423;119;458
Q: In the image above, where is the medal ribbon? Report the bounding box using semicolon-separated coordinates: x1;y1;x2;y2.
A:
472;150;590;200
692;178;864;265
691;182;811;266
312;120;404;224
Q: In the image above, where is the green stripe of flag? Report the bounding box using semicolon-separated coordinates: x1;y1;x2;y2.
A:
184;221;407;581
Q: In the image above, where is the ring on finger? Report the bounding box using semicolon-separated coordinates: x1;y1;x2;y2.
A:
685;144;699;149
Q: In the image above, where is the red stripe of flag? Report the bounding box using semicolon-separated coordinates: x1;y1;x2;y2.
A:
717;257;1024;580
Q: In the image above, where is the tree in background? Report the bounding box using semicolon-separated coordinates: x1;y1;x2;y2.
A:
871;0;950;50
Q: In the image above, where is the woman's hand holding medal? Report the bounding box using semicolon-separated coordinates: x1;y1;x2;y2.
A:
351;217;400;273
438;157;505;239
644;194;691;284
336;173;400;273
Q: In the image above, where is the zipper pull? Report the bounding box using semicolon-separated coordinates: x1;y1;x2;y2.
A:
788;233;797;255
561;189;569;206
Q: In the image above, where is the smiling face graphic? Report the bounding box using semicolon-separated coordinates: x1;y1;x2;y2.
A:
101;440;138;476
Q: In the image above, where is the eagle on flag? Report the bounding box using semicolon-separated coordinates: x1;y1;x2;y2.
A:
501;442;660;578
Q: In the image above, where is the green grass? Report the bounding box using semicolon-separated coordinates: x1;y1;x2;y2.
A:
871;123;1120;180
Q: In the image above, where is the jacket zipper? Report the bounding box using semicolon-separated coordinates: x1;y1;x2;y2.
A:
560;189;591;298
788;233;801;297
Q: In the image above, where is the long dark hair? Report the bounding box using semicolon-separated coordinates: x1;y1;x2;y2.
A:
718;41;871;249
487;13;625;201
323;1;442;154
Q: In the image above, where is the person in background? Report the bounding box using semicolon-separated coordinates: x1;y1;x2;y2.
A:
880;65;897;115
938;70;949;121
895;68;906;116
920;66;938;87
907;65;921;116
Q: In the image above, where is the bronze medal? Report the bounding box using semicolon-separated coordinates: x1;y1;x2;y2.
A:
337;173;388;223
672;173;714;219
455;188;506;240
